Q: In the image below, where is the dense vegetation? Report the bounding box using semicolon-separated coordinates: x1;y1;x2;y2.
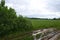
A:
0;0;33;38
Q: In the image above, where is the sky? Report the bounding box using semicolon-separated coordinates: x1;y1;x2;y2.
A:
5;0;60;18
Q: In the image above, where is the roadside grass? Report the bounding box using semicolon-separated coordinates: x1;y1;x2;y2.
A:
0;31;33;40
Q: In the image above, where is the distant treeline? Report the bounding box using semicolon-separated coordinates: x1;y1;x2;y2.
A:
29;18;60;20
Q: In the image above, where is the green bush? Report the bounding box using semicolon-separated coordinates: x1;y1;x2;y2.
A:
0;0;33;37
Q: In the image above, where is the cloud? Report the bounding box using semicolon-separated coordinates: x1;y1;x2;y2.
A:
5;0;60;18
47;0;60;12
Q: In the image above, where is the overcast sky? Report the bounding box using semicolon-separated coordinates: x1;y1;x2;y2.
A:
5;0;60;18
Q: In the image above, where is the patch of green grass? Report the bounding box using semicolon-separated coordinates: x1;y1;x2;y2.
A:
0;31;33;40
31;19;60;30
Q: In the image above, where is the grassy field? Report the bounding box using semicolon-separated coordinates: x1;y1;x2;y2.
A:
31;19;60;30
1;19;60;40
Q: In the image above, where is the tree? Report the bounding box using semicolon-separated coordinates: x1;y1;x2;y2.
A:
0;0;17;37
53;18;56;20
0;0;5;7
0;0;33;37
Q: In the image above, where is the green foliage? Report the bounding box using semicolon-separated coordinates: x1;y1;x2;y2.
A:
0;0;5;7
0;0;33;37
53;18;56;20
